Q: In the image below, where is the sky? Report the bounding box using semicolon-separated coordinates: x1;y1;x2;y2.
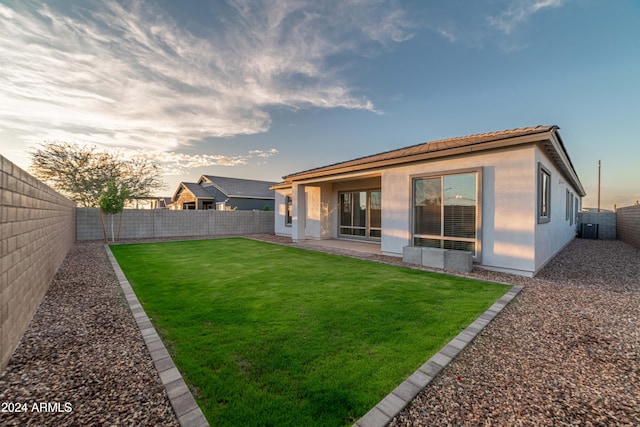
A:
0;0;638;209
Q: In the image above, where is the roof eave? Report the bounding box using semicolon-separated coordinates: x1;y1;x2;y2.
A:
224;195;275;200
544;132;587;196
282;132;551;183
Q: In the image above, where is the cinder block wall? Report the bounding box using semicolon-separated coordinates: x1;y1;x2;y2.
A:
1;155;76;371
577;212;617;239
617;205;640;249
77;208;274;240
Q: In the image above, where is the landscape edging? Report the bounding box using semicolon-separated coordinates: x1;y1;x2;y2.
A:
353;285;523;427
104;245;210;427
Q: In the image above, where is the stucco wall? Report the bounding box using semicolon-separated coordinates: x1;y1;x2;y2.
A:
274;190;292;236
533;147;581;273
76;208;273;240
617;205;640;249
275;145;582;277
1;155;76;371
381;146;545;275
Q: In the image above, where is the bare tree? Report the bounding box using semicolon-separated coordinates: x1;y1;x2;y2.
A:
30;142;165;207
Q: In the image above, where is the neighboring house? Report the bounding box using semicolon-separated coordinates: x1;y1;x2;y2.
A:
271;126;586;277
156;197;173;209
124;196;172;209
169;175;277;211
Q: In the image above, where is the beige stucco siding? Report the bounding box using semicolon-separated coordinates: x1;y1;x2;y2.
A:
273;144;582;276
380;146;537;274
533;147;580;273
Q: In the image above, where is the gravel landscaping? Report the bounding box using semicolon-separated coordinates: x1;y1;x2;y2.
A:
389;239;640;426
0;242;178;426
1;236;638;426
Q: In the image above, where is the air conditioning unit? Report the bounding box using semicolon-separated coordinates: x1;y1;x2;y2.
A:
580;223;598;239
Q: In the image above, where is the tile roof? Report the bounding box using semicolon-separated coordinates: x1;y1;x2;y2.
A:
282;125;558;181
200;175;277;199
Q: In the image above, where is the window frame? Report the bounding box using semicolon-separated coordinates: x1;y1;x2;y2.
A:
411;167;482;261
284;195;292;227
569;192;574;225
537;163;551;224
338;189;382;240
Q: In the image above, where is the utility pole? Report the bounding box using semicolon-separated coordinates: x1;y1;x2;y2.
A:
597;160;601;212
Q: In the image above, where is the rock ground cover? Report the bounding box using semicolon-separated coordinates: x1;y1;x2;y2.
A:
1;236;638;426
388;239;640;426
0;242;178;426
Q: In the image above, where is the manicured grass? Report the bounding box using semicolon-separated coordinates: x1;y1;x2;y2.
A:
110;238;509;426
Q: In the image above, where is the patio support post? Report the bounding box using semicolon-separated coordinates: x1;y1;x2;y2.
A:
292;183;306;241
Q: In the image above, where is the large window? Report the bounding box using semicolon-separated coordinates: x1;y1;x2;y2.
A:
538;163;551;223
339;190;381;239
413;171;478;254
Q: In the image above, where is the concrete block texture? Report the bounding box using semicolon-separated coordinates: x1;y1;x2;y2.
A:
1;155;76;371
444;249;473;272
402;246;422;265
617;205;640;249
422;247;446;269
578;212;617;240
76;208;274;240
404;246;473;273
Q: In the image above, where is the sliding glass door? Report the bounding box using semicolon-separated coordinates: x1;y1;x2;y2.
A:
339;190;381;240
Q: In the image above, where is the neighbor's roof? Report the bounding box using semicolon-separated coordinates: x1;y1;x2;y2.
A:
173;182;215;201
199;175;277;199
275;125;585;196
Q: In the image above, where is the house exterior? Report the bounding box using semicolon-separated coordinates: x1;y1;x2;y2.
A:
169;175;277;211
271;126;585;277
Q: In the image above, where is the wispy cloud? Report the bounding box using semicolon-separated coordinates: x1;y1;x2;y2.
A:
0;0;412;159
423;0;569;49
141;151;250;176
249;149;279;159
125;148;280;176
487;0;566;35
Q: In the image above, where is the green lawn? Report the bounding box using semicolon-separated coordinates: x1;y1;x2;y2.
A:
110;238;509;426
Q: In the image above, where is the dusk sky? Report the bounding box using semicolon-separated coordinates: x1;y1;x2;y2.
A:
1;0;638;209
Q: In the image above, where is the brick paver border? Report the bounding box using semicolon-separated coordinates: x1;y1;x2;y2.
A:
106;239;521;427
353;285;523;427
104;245;209;427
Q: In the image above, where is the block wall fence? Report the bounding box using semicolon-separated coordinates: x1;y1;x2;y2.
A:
1;153;637;372
76;208;274;241
0;155;76;371
577;212;617;240
617;205;640;250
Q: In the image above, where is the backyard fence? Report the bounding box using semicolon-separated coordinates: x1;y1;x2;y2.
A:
617;204;640;250
0;155;76;371
76;208;274;241
577;211;617;240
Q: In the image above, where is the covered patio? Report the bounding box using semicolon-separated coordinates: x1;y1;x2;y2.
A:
296;238;382;256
